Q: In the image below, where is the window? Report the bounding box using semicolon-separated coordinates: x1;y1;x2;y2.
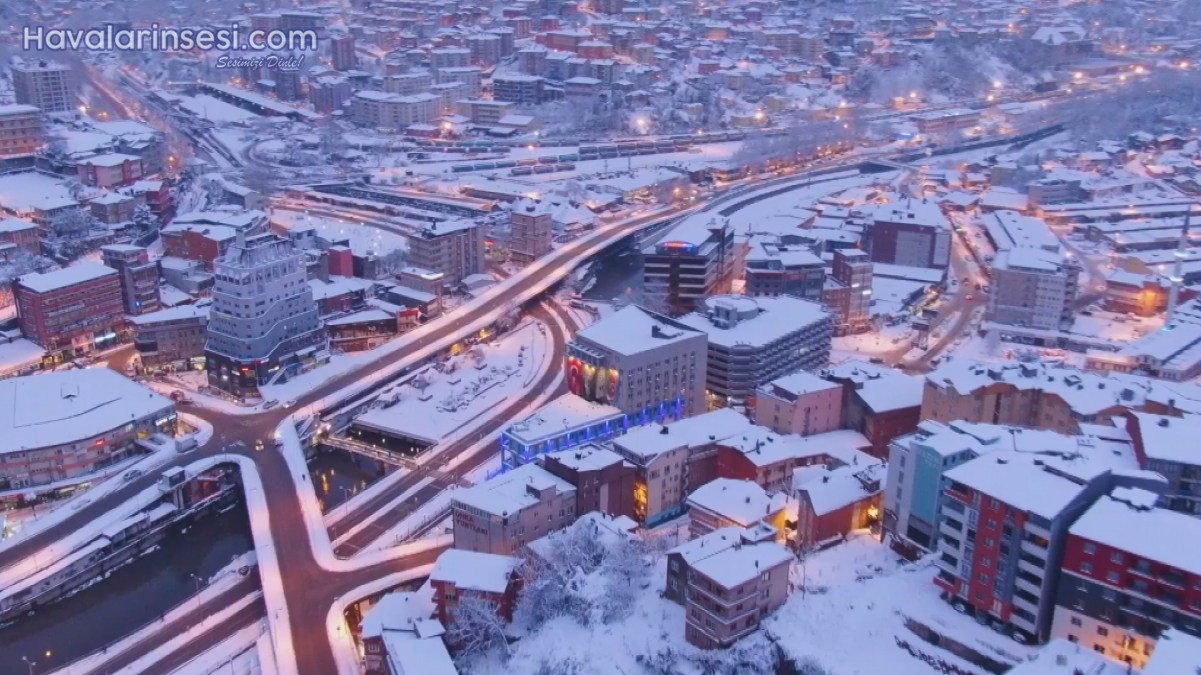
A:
1093;645;1105;655
1110;552;1123;564
1070;616;1083;627
1107;571;1120;584
1097;626;1109;637
1067;635;1078;644
1083;542;1096;555
1082;562;1093;574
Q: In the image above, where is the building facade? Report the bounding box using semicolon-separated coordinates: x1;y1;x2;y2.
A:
642;216;736;315
0;104;43;156
130;305;209;371
450;463;577;555
540;444;638;521
205;233;327;395
508;198;554;264
12;59;74;113
754;371;843;437
407;220;486;286
987;249;1080;331
566;304;708;420
101;245;161;316
16;262;124;359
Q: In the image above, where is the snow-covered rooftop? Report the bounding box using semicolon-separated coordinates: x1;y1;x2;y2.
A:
860;197;950;231
760;370;841;399
679;295;829;350
1143;629;1201;675
361;583;435;638
944;452;1091;519
795;462;885;517
690;540;792;589
127;304;209;326
1071;490;1201;576
18;262;117;293
451;462;575;517
687;478;786;526
825;359;923;412
573;305;704;357
1006;639;1127;675
612;407;753;461
1128;412;1201;466
505;393;623;445
429;549;519;594
542;443;629;473
0;369;173;454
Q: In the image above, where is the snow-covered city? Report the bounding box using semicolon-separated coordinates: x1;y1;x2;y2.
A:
0;0;1200;674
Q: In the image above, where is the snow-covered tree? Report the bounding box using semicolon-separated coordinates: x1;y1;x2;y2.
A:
446;595;511;664
47;208;100;259
243;164;280;197
131;204;157;235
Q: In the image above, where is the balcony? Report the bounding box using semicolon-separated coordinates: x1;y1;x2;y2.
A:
1014;576;1042;597
939;520;964;542
1017;557;1045;578
1024;520;1051;541
1010;609;1038;634
1021;539;1049;560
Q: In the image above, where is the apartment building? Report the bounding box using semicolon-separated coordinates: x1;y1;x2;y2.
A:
436;67;483;98
454;99;515;125
348;91;440;129
101;244;160;316
686;478;789;541
824;249;873;334
406;219;486;286
204;233;327;395
793;462;885;548
1052;488;1201;669
330;33;356;71
0;217;39;255
129;304;209;371
987;248;1080;331
507;197;554;264
754;370;843;437
450;463;577;555
492;73;544;104
679;295;832;409
665;525;793;649
566;304;708;419
743;239;826;301
1125;412;1201;517
921;361;1143;435
429;549;521;626
822;359;924;457
430;48;472;69
862;198;952;269
16;262;124;359
12;59;74;113
716;426;875;495
642;215;736;315
933;451;1157;644
0;104;43;156
539;444;638;520
610;408;753;525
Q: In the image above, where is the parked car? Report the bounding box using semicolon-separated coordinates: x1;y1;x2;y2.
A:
123;469;143;482
262;399;280;410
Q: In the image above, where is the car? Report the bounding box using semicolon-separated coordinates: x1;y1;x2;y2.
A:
123;469;143;482
255;439;266;452
262;399;280;410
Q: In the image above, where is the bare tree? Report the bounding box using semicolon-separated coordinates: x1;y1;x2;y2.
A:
446;595;510;664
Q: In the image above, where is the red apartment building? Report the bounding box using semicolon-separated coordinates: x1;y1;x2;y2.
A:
160;224;236;270
1052;488;1201;669
16;262;124;359
539;444;639;521
428;549;521;628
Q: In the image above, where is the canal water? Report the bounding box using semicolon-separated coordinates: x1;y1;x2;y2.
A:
582;247;643;303
310;449;390;513
0;504;253;673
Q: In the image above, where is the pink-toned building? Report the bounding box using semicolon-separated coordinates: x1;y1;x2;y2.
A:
754;370;842;436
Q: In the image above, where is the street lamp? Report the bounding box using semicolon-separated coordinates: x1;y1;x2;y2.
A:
22;656;35;675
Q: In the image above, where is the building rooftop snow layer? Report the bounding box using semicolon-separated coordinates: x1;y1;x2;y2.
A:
542;443;629;472
678;295;830;350
429;549;519;594
360;583;436;638
18;261;117;293
1128;412;1201;465
506;393;623;445
1005;638;1128;675
1070;490;1201;577
687;478;787;526
574;305;704;357
666;526;744;565
761;370;841;400
690;540;793;589
795;462;885;516
0;369;173;454
1142;629;1201;675
944;451;1091;520
613;407;753;461
450;462;575;518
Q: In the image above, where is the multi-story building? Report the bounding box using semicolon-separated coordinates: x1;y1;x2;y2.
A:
793;462;885;548
611;408;754;524
407;219;486;286
101;245;160;316
0;104;43;157
686;478;788;541
330;33;356;71
205;233;326;395
1052;488;1201;668
642;215;736;315
933;451;1158;644
383;71;433;96
492;74;544;105
508;197;554;264
912;108;982;136
454;99;515;125
567;304;708;420
449;463;576;555
679;295;832;409
309;76;353;114
540;444;638;521
429;548;521;626
349;91;440;129
129;304;209;371
862;198;952;269
823;359;924;457
0;216;39;255
1124;411;1201;517
0;369;176;493
12;59;74;113
754;370;843;436
466;33;503;66
272;69;302;102
988;249;1080;331
436;67;483;98
825;249;873;334
665;525;793;649
16;262;124;359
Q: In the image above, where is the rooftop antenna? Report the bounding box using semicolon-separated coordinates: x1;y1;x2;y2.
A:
1166;206;1193;326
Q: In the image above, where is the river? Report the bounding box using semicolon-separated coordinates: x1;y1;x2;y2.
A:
0;505;253;673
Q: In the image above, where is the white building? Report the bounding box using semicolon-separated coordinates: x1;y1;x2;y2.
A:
205;233;327;395
678;295;832;408
987;248;1080;331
